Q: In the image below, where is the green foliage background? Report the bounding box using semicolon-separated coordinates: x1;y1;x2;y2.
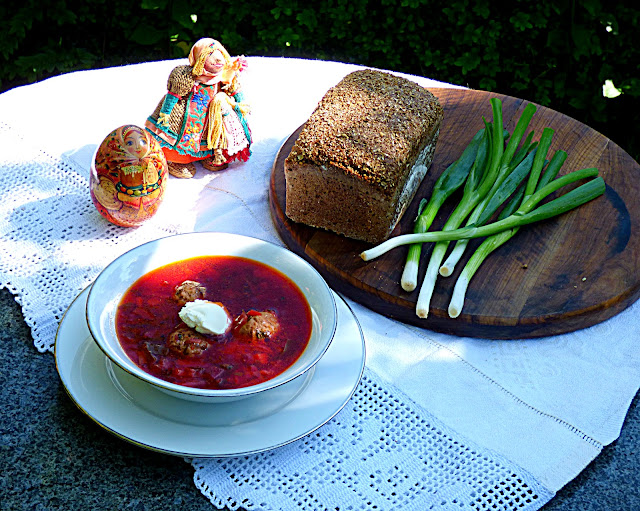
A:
1;0;638;160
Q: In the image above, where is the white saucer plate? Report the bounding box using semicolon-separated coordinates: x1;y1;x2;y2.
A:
55;287;365;457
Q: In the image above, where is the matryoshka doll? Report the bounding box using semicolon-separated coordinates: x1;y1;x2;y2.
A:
90;125;168;227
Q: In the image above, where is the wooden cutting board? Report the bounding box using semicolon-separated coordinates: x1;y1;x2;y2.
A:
269;87;640;339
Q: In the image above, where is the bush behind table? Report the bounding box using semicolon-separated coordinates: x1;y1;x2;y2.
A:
1;0;638;162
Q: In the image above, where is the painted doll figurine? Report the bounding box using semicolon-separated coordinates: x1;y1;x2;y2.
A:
145;38;252;178
90;125;168;227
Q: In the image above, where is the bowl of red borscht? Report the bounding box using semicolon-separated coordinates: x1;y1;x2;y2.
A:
86;232;337;403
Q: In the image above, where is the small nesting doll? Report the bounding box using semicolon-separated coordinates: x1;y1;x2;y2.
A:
90;125;168;227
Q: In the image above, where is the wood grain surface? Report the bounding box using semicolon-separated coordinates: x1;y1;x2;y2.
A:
269;87;640;339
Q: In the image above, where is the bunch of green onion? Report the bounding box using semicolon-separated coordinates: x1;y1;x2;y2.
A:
360;98;605;319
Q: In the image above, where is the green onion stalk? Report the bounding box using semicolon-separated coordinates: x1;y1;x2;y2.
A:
438;140;539;274
359;169;605;263
415;99;537;318
440;131;568;277
448;127;557;317
400;127;486;291
438;104;538;278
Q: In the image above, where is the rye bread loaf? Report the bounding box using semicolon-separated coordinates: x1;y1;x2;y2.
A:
284;69;443;243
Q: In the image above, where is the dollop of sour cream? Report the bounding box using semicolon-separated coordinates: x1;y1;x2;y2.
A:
179;300;231;335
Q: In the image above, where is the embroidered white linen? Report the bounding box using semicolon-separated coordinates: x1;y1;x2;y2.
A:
1;57;638;510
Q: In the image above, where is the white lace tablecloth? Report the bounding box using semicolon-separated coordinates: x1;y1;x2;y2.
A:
1;57;639;511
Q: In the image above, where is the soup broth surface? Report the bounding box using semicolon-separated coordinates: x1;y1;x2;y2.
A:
115;255;312;389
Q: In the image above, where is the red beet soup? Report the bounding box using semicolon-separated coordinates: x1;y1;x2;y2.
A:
115;255;313;390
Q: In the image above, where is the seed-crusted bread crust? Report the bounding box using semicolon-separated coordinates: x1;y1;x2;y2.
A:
284;69;443;243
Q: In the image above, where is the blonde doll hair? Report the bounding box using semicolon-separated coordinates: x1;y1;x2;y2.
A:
189;38;231;77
